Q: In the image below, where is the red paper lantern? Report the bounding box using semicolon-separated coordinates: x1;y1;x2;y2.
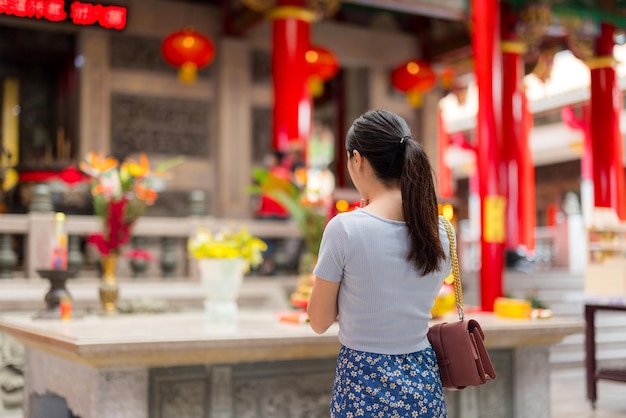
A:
306;45;339;97
391;60;436;107
161;28;215;83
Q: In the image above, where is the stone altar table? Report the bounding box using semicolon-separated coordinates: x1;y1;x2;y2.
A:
0;311;583;418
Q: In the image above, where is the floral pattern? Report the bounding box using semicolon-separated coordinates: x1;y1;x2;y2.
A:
331;346;447;418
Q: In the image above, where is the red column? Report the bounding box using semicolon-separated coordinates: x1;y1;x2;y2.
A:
502;40;535;253
588;23;626;220
472;0;504;311
438;110;453;199
270;3;314;153
561;104;592;181
562;104;594;224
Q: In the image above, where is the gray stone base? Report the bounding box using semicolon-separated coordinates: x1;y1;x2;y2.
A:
18;345;551;417
149;359;336;418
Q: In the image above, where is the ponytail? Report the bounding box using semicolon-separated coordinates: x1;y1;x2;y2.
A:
401;140;445;274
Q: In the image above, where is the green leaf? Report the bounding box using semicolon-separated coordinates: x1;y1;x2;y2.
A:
248;167;327;255
154;156;185;173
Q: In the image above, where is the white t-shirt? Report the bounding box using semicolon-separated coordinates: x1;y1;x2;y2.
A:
313;209;452;354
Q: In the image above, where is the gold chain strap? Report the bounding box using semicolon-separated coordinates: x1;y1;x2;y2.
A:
440;216;464;320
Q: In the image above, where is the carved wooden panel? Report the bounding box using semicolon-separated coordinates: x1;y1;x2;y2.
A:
110;94;210;158
251;106;272;165
250;49;271;84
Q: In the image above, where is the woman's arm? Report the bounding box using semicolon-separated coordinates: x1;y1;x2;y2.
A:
307;276;340;334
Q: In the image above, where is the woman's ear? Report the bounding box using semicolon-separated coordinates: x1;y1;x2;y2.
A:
352;150;362;168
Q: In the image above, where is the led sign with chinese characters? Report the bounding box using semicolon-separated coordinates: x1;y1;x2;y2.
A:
0;0;127;30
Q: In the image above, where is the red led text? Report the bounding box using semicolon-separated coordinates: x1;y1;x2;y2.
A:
0;0;127;30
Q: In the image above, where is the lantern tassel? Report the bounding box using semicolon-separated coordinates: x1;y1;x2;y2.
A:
407;90;423;108
308;76;324;98
179;62;198;83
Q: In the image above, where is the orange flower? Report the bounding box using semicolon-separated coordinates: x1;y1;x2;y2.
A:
79;151;118;176
92;184;105;195
135;184;157;205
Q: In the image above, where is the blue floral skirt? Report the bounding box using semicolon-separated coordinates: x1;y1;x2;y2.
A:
331;345;447;418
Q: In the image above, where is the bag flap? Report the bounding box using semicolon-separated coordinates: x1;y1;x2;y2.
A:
466;319;485;340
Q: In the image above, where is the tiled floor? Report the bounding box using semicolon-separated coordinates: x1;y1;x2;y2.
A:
551;368;626;418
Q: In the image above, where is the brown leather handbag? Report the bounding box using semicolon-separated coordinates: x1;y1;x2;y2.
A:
427;217;496;390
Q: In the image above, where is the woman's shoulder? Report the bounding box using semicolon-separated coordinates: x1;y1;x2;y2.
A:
325;209;367;230
330;208;369;223
329;209;405;233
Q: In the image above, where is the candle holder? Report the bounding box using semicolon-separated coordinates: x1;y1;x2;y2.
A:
34;269;79;319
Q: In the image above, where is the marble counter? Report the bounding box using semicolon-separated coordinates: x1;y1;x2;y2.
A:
0;311;582;368
0;310;341;368
0;311;584;418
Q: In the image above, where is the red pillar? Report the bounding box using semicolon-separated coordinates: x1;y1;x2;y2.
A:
438;110;453;199
562;104;592;181
588;23;626;220
472;0;504;311
562;104;594;224
502;40;535;253
270;3;314;153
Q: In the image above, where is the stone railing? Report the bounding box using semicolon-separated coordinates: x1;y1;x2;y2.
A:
0;213;301;280
0;185;302;280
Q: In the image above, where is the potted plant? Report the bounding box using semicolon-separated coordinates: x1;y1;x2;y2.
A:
188;226;266;322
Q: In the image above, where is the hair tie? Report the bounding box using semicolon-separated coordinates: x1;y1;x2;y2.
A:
400;136;410;145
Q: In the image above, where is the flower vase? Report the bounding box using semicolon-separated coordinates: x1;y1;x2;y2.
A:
99;254;119;314
197;257;246;323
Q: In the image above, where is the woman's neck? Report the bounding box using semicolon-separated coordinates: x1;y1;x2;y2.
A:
362;187;404;221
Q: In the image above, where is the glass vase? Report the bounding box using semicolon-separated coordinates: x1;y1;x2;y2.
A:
197;257;246;323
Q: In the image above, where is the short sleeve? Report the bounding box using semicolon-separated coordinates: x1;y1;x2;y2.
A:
438;219;453;277
312;215;348;283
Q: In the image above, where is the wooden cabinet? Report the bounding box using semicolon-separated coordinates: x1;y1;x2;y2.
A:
585;209;626;298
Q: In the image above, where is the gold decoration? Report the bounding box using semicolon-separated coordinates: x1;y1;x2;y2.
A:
560;15;595;61
266;6;317;21
501;40;527;55
484;195;506;243
243;0;340;20
585;56;617;70
515;4;552;53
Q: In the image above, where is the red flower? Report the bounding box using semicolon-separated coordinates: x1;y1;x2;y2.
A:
87;198;135;255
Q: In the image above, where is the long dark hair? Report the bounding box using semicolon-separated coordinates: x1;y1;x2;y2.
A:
345;109;445;274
